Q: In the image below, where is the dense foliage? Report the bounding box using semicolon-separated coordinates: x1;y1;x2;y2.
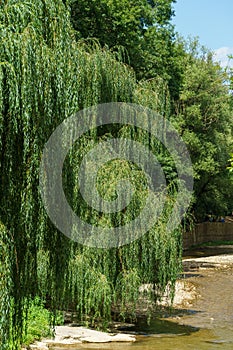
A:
69;0;182;98
171;40;233;220
0;1;182;349
0;1;232;349
69;0;233;217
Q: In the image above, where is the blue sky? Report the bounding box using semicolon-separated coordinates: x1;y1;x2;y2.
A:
172;0;233;68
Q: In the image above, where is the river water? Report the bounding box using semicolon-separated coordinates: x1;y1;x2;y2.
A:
51;247;233;350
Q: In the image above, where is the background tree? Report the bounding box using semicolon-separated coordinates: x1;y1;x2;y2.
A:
171;40;233;220
68;0;182;98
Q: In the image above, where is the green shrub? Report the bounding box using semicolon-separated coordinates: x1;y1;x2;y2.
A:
21;297;63;346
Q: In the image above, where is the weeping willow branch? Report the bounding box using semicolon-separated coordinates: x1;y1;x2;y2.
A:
0;1;183;349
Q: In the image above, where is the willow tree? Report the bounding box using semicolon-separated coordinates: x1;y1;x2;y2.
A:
0;1;184;349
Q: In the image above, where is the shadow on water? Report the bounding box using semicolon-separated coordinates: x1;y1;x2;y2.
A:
127;316;199;336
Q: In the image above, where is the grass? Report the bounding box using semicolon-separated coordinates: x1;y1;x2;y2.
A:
21;297;64;347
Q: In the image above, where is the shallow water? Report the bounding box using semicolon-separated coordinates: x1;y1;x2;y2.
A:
51;307;233;350
51;328;233;350
51;248;233;350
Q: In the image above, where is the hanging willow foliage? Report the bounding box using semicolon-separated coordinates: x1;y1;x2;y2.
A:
0;223;13;350
0;1;183;349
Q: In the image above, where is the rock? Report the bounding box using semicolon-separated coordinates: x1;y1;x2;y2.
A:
29;342;48;350
27;325;136;349
79;332;136;343
54;326;136;343
139;280;197;308
206;340;231;344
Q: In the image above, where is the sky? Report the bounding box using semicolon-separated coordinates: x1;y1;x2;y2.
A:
172;0;233;68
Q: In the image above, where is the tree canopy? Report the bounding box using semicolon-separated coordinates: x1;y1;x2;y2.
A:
69;0;182;97
171;40;233;219
0;1;233;349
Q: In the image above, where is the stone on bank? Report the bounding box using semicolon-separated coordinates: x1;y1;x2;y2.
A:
24;325;136;349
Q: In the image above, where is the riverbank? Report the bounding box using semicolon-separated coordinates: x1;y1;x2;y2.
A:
24;246;233;349
26;327;136;349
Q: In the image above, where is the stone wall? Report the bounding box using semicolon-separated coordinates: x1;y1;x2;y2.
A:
183;222;233;249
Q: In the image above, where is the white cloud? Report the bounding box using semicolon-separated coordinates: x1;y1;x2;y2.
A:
213;47;233;69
